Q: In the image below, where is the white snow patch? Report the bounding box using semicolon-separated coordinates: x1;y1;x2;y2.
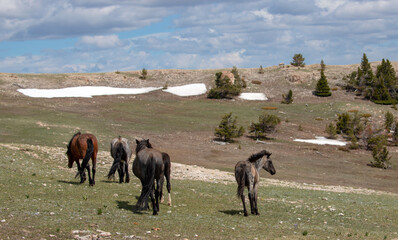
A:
239;93;268;101
162;83;207;97
18;86;161;98
294;136;347;146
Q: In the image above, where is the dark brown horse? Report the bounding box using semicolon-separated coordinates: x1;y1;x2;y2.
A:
66;132;98;186
235;150;275;216
107;136;132;183
133;139;167;215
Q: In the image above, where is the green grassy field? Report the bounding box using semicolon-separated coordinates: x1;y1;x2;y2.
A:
0;143;397;240
1;82;398;239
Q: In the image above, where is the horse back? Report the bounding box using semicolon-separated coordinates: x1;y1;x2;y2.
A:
135;148;164;177
71;133;98;159
111;137;132;162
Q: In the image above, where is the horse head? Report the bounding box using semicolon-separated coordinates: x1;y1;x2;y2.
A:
263;153;276;175
135;139;151;153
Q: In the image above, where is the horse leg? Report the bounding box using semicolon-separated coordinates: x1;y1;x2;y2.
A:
248;185;255;215
86;164;93;186
240;193;248;216
159;176;165;203
125;161;130;183
118;162;123;183
253;182;259;215
91;156;96;186
150;185;157;215
155;178;161;212
76;161;86;183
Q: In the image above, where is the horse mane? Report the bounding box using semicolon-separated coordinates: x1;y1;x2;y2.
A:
66;131;81;154
247;150;271;163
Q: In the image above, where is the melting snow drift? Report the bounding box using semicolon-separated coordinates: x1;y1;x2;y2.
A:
239;93;268;101
163;83;207;97
18;86;162;98
18;84;207;98
294;136;347;146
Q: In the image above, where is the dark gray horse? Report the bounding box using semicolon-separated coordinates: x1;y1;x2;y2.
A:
107;136;132;183
235;150;275;216
133;139;166;215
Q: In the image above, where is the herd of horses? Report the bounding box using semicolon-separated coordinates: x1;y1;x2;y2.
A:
66;132;276;216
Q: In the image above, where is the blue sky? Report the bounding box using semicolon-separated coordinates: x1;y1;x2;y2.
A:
0;0;397;73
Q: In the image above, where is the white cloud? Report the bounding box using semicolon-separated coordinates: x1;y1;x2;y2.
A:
79;35;123;49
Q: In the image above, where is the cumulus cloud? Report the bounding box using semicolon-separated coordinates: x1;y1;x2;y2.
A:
0;0;398;73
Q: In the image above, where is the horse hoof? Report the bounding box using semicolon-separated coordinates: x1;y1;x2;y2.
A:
153;212;158;215
244;212;248;217
126;178;130;183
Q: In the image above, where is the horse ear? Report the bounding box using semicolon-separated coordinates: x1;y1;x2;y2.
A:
136;139;139;144
146;139;150;143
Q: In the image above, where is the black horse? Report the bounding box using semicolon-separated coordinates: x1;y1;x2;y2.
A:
235;150;275;216
133;139;169;215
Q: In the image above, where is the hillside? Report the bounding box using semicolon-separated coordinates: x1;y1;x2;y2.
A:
1;63;398;239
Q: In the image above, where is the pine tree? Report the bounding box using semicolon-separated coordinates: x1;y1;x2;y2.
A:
281;89;293;104
258;65;264;74
320;60;326;71
249;113;281;139
291;53;305;67
214;113;245;142
359;53;375;87
376;59;396;97
315;68;331;97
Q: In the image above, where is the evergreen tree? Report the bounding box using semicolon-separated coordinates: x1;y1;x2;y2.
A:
258;65;264;74
315;68;331;97
320;59;326;71
281;89;293;104
371;76;392;104
358;53;375;87
214;113;244;142
291;53;305;67
384;111;394;131
140;68;148;79
249;113;281;139
376;59;396;97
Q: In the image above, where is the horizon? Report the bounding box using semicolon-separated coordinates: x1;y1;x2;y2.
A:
0;1;397;74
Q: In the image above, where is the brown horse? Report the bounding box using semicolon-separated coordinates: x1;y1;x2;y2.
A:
133;139;167;215
66;132;98;186
235;150;275;216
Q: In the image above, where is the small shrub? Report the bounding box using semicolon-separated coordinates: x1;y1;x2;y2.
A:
371;145;391;169
331;87;339;91
315;117;323;121
163;81;168;90
249;113;281;139
336;113;351;134
348;109;359;113
140;68;148;80
298;124;303;131
384;111;394;131
115;70;121;74
361;113;372;118
251;80;262;85
97;208;103;215
325;123;337;139
214;113;245;142
281;89;293;104
262;107;277;110
302;230;308;236
338;146;350;152
258;65;264;74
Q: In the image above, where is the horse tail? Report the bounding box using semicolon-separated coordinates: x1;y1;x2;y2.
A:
162;152;171;193
237;167;246;198
81;138;94;172
247;150;271;163
107;143;124;179
137;158;156;208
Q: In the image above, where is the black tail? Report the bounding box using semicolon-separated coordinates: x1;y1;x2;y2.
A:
107;143;124;179
137;158;156;208
247;150;271;163
237;168;246;198
162;153;171;193
80;139;94;172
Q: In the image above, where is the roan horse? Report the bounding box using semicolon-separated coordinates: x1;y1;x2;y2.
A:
133;139;170;215
235;150;275;216
107;136;132;183
66;132;98;186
